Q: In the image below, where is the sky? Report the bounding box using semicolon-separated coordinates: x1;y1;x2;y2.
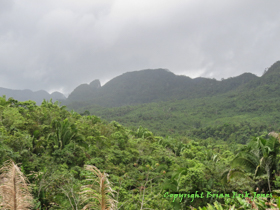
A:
0;0;280;95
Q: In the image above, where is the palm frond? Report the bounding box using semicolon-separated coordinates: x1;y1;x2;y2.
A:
231;153;259;174
0;160;33;210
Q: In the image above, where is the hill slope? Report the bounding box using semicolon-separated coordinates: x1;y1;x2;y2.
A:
65;68;258;108
65;61;280;139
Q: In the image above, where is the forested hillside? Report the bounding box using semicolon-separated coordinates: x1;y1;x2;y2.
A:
1;96;280;209
65;61;280;143
65;68;258;108
1;61;280;209
73;93;280;143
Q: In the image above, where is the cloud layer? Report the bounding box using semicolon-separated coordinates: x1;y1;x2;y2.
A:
0;0;280;94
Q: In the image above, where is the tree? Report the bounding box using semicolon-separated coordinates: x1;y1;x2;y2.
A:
47;118;84;150
229;135;280;192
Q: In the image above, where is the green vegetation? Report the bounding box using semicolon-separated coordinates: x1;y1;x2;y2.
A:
65;61;280;143
1;60;280;209
1;95;280;209
65;69;258;108
69;94;280;143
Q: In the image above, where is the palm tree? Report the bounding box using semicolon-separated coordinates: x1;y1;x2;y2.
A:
80;165;117;210
229;135;280;192
0;160;33;210
48;118;84;150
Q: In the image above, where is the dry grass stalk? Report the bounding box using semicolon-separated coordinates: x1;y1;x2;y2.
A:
268;131;280;140
80;165;117;210
0;160;33;210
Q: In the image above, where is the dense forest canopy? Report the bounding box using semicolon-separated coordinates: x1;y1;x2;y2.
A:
1;95;280;209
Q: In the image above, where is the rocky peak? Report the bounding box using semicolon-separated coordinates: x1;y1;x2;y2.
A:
89;79;101;89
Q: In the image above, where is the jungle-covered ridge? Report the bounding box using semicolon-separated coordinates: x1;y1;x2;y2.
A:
1;96;280;209
64;60;280;107
63;60;280;140
2;61;280;108
1;61;280;209
3;61;280;141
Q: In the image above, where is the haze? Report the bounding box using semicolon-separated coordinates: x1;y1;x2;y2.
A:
0;0;279;95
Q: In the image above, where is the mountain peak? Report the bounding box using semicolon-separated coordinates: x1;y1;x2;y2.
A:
89;79;101;89
51;91;66;100
262;61;280;76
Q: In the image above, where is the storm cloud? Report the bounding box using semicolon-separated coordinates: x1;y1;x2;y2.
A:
0;0;280;95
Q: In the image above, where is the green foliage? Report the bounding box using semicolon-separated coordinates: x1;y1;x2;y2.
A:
1;95;280;209
62;61;280;143
228;135;280;193
69;92;280;141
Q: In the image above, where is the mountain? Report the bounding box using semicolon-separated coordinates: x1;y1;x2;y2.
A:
65;68;258;108
1;61;280;138
2;60;280;112
238;61;280;98
0;88;66;105
63;61;280;138
51;91;67;101
67;79;101;102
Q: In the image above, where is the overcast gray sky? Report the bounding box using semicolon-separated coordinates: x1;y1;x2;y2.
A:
0;0;280;95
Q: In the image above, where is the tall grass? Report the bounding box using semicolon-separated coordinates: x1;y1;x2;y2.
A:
80;165;117;210
0;160;33;210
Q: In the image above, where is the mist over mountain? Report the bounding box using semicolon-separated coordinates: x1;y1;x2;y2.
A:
0;88;66;105
1;60;280;108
